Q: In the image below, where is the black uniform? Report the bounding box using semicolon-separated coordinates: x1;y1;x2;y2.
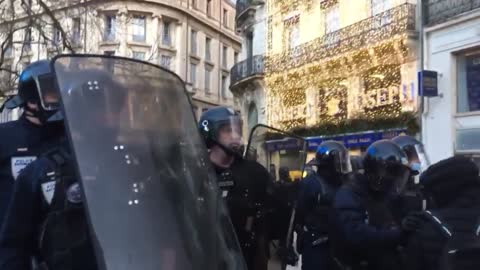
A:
269;175;298;247
0;141;98;270
405;156;480;270
329;140;415;270
0;60;62;228
295;140;350;270
330;175;404;270
0;115;57;226
215;158;270;270
296;171;340;270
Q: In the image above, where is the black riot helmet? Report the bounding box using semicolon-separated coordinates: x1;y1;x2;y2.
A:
364;140;411;195
198;106;243;157
4;60;59;123
315;140;352;174
392;135;430;175
60;68;127;143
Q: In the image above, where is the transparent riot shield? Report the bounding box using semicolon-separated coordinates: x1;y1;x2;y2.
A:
51;55;246;270
245;124;307;181
244;124;307;269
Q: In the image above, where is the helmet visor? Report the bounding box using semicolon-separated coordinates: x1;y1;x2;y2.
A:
35;73;60;111
405;143;431;175
334;150;352;174
377;162;411;194
205;116;243;153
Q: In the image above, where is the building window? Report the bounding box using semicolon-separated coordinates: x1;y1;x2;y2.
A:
160;55;172;70
5;39;12;58
205;37;211;61
132;51;145;60
289;23;300;50
162;21;172;46
248;103;259;130
52;27;61;46
221;75;228;98
104;14;116;41
205;68;211;93
371;0;392;26
72;18;81;44
190;30;197;55
246;32;253;58
132;15;146;42
192;0;197;9
284;16;300;52
222;45;228;68
223;9;228;28
457;52;480;113
190;63;197;86
207;0;212;17
234;51;239;64
104;51;115;71
23;28;32;52
371;0;391;15
325;5;340;34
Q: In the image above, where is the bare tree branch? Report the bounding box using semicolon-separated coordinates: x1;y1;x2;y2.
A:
37;0;76;53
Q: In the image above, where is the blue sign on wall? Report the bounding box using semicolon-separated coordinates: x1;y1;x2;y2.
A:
418;70;438;97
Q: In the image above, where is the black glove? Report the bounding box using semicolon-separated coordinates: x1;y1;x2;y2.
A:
401;212;427;232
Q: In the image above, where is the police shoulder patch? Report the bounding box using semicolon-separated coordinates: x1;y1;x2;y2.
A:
41;180;56;205
11;156;37;180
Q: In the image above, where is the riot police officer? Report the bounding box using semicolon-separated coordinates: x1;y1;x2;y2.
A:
296;141;351;270
405;156;480;270
329;140;424;270
0;60;62;227
391;135;430;220
268;166;299;265
0;66;106;270
391;135;430;179
0;55;247;270
199;107;270;270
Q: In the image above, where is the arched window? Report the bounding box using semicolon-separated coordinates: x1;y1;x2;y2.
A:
248;102;258;129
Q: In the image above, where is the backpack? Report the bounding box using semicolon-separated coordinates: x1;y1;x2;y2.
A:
424;210;480;270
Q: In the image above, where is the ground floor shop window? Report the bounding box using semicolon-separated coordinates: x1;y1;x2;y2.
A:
456;128;480;152
457;51;480;113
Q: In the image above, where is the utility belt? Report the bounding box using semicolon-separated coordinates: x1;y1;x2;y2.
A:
301;225;329;247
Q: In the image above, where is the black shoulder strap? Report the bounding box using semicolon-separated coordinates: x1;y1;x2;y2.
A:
424;210;453;239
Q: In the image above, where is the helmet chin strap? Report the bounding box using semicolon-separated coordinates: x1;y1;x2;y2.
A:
212;139;243;160
24;103;56;125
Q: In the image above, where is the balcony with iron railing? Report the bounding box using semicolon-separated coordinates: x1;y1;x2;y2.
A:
230;54;264;88
425;0;480;26
266;3;417;73
236;0;264;30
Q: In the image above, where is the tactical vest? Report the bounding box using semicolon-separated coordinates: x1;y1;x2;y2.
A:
37;148;98;270
305;175;338;234
215;165;266;269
